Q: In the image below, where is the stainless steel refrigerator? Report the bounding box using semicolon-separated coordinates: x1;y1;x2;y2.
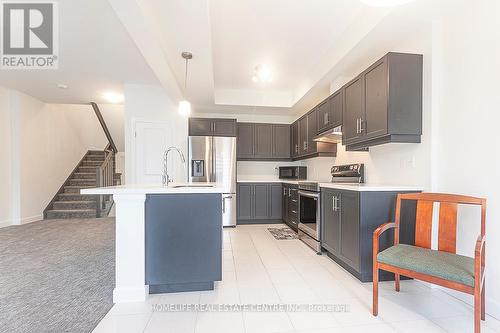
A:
188;136;237;227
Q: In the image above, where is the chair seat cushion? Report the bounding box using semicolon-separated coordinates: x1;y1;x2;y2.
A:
377;244;475;287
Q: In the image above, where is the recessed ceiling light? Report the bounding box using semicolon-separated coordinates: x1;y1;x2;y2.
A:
102;92;124;104
57;83;68;89
252;64;273;83
360;0;416;6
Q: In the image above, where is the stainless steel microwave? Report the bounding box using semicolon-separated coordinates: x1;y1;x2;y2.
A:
278;166;307;180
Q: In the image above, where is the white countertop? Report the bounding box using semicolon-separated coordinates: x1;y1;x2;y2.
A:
236;179;423;192
80;183;226;195
237;179;299;185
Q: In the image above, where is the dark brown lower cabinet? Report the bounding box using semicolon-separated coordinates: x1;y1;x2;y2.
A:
282;183;298;231
320;188;420;282
237;183;282;224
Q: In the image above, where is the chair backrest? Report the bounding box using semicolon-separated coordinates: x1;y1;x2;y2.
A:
395;193;486;253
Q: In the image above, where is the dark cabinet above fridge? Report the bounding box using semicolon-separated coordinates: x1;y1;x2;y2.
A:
189;118;237;137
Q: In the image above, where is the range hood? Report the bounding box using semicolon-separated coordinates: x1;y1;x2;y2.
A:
313;125;342;144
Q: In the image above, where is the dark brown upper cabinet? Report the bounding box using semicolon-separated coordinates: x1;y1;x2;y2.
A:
298;116;308;155
316;89;343;135
189;118;237;137
290;110;337;161
254;124;273;158
272;124;291;159
291;122;299;158
306;108;317;154
237;123;291;161
316;98;331;134
343;75;364;146
236;123;254;159
342;52;423;150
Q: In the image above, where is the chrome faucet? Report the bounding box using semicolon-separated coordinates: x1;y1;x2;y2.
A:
162;146;186;186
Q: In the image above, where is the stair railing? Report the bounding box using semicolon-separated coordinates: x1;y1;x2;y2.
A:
96;147;115;217
90;102;118;154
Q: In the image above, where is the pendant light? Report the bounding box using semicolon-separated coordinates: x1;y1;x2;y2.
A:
178;52;193;116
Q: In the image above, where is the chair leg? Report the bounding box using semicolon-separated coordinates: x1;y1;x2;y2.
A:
481;281;485;320
474;286;481;333
395;273;400;292
373;265;379;316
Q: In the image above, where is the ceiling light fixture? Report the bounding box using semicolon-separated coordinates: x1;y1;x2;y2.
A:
102;91;124;104
57;83;68;89
252;64;273;83
360;0;416;6
178;51;193;116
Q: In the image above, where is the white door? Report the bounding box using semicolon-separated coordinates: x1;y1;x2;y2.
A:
134;121;171;184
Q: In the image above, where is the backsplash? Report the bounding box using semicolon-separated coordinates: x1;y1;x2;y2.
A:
237;161;301;181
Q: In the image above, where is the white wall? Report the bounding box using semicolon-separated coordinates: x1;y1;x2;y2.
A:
18;94;89;223
432;0;500;316
0;88;121;226
0;88;12;227
124;84;188;184
60;103;125;152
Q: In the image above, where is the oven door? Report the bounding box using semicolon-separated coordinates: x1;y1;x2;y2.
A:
298;190;320;240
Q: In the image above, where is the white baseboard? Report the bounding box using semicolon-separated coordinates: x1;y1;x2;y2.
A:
0;219;11;228
113;285;149;303
20;214;43;225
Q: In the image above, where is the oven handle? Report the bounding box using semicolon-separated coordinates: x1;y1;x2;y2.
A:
298;191;319;199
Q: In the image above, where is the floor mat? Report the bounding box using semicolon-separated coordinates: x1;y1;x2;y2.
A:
267;227;299;240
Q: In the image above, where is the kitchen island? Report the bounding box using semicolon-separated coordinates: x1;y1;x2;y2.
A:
81;184;224;303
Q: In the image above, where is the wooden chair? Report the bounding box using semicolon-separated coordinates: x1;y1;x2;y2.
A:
372;193;486;333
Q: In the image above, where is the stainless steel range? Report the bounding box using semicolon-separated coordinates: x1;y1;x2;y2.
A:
297;164;365;253
298;181;321;254
330;163;365;183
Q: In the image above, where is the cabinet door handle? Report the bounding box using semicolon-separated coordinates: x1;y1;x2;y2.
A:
359;119;364;133
283;187;286;196
295;144;299;153
332;196;336;212
288;188;291;196
291;210;297;214
356;118;360;134
336;196;341;212
324;113;329;125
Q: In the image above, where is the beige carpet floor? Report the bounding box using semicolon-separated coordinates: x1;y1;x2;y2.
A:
0;218;115;333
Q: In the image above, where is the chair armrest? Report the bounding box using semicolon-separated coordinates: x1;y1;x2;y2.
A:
475;235;485;257
474;235;486;286
373;222;397;257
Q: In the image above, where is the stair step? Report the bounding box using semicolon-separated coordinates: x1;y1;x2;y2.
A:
73;172;97;179
85;155;104;162
46;209;97;219
88;150;106;155
58;193;96;201
82;161;102;167
69;179;96;186
78;166;97;173
53;200;97;210
64;185;93;193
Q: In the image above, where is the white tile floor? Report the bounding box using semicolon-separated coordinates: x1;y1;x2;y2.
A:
93;224;500;333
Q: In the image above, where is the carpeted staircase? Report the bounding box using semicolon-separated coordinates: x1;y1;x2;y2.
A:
45;150;121;219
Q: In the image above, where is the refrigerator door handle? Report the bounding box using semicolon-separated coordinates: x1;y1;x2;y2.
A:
211;136;216;183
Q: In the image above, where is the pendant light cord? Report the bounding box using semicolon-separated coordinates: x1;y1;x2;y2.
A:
184;57;189;98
